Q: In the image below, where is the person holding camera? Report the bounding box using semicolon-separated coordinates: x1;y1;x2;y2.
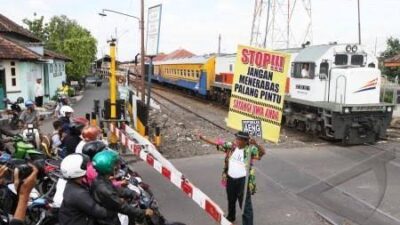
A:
0;162;38;225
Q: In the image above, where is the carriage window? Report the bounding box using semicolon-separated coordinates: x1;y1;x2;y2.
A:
319;62;329;76
351;55;364;66
291;63;315;79
368;63;375;68
335;54;348;65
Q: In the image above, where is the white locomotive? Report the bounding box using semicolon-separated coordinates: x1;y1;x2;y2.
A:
282;43;393;144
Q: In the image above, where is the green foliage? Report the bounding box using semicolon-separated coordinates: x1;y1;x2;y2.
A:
381;37;400;80
22;15;48;40
23;15;97;79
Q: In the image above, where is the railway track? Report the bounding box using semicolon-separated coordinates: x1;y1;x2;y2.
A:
151;87;232;133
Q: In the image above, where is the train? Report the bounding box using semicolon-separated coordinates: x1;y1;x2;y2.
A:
151;43;394;144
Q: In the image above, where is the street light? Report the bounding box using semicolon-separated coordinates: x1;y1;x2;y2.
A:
98;8;146;102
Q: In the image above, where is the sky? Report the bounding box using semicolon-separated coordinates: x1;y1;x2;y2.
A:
1;0;400;61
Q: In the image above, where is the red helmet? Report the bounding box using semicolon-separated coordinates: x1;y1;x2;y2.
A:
73;116;89;126
82;125;101;141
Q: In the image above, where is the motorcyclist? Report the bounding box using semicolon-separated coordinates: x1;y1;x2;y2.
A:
54;95;69;118
82;141;127;187
59;153;114;225
19;100;39;128
76;125;102;154
91;149;153;225
58;105;74;127
61;121;85;157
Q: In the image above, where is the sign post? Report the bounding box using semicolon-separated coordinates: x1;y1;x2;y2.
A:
226;45;290;143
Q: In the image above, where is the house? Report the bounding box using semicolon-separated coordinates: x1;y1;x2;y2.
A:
0;13;70;109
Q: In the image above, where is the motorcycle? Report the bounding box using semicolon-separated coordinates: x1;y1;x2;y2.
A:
12;134;45;161
2;97;24;130
22;124;41;150
116;166;185;225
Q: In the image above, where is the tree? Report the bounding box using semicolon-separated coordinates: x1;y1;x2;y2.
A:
381;37;400;79
23;15;97;80
22;14;48;40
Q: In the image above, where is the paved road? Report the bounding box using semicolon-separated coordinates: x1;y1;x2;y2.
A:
41;83;400;225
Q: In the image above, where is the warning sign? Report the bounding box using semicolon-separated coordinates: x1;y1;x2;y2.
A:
226;45;290;143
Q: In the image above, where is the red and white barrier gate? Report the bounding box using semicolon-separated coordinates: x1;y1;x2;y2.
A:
110;123;233;225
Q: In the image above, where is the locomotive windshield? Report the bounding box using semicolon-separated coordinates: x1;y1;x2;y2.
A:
351;55;364;66
334;54;348;65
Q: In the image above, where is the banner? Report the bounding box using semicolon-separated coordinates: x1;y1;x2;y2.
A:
146;4;162;56
226;45;290;143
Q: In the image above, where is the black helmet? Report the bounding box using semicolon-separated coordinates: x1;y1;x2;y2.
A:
69;122;85;135
16;97;24;104
82;140;106;160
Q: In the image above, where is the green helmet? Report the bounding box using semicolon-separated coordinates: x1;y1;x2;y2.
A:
92;149;119;175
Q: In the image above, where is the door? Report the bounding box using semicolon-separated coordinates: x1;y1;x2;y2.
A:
0;69;6;109
43;64;50;98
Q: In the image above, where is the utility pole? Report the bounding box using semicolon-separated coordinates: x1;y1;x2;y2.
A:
357;0;361;44
140;0;146;102
109;39;117;119
287;0;290;48
218;34;221;55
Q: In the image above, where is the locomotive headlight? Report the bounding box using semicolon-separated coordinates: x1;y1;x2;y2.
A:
387;106;392;112
352;45;358;53
343;107;351;114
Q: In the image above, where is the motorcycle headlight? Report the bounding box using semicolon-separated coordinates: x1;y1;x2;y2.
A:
387;106;392;112
343;107;351;114
28;124;34;129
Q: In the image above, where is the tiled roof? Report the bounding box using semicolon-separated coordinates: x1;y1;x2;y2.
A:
163;48;195;60
0;14;41;42
384;54;400;63
0;35;41;60
44;49;72;61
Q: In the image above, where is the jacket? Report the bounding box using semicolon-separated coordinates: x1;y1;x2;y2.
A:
91;175;145;225
59;181;113;225
61;134;82;156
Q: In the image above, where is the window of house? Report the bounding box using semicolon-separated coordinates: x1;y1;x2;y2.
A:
10;63;16;87
196;71;200;78
55;64;58;72
50;64;53;73
229;64;233;72
291;63;315;79
351;55;364;66
335;54;348;65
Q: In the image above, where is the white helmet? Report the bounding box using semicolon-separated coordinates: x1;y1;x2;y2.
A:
60;154;88;179
60;105;74;117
